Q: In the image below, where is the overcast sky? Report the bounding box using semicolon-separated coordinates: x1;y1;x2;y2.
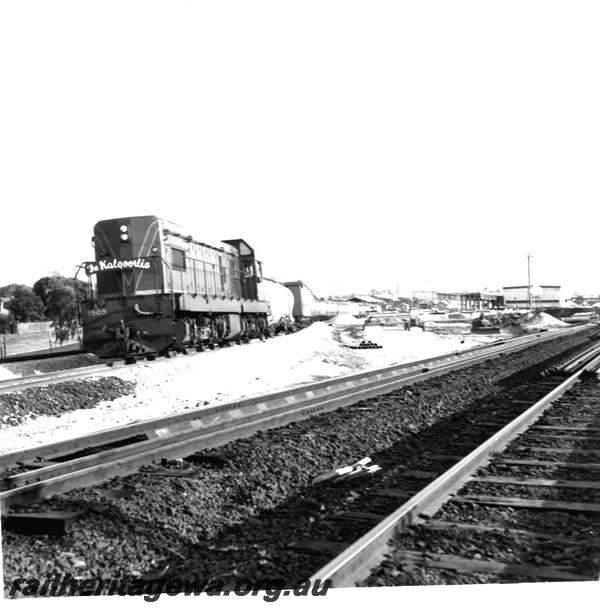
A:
1;1;599;298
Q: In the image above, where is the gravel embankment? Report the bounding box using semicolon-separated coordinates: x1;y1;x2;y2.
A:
0;378;136;428
1;331;597;591
0;324;496;454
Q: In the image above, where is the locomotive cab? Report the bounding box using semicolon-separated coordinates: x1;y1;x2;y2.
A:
222;239;261;301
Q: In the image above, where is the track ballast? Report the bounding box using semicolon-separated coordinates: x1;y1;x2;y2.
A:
2;325;599;592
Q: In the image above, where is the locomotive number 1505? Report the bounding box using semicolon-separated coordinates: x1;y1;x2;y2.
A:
88;308;108;317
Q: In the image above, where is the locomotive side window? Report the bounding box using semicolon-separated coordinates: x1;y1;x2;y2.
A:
171;248;186;271
218;255;226;292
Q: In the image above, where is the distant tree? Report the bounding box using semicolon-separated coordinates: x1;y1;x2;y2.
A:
0;285;45;322
33;274;87;327
0;284;22;298
32;276;55;306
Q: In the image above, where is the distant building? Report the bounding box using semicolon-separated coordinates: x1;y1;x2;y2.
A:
412;290;437;304
503;285;560;309
412;290;503;310
433;298;455;311
569;294;600;307
436;292;503;310
370;290;412;311
348;295;386;315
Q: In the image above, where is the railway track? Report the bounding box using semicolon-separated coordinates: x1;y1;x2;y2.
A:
0;346;84;365
3;323;600;596
0;364;113;394
0;341;256;393
0;326;594;510
0;325;590;394
311;345;600;586
0;334;261;385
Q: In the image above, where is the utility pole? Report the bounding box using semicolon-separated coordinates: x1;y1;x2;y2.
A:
527;253;532;311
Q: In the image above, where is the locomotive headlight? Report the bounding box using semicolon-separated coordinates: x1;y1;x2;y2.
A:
120;233;129;241
119;225;129;233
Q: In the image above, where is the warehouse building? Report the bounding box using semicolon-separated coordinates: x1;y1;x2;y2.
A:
503;285;561;309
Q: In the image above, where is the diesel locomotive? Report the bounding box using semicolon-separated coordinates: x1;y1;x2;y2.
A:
79;215;270;358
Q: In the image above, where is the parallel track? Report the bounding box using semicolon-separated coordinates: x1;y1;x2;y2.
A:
0;326;588;395
0;325;594;510
0;346;84;365
0;364;113;394
310;346;600;585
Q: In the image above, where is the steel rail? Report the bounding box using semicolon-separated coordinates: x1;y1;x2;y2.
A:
0;347;85;365
0;325;592;510
561;341;600;373
584;353;600;374
0;364;112;394
1;325;587;467
4;336;570;491
309;363;588;587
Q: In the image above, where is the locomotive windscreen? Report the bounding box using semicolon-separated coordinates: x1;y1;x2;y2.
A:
91;216;165;296
85;257;161;296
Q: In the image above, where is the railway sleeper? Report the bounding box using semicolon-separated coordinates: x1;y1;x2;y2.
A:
448;494;600;513
3;511;81;536
389;550;592;581
417;520;600;548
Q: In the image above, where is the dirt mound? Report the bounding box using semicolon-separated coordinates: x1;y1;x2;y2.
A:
519;312;570;332
329;314;363;328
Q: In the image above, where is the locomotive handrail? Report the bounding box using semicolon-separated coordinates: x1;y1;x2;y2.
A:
133;303;163;317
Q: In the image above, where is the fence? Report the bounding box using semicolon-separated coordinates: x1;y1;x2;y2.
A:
0;325;82;360
15;321;53;335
